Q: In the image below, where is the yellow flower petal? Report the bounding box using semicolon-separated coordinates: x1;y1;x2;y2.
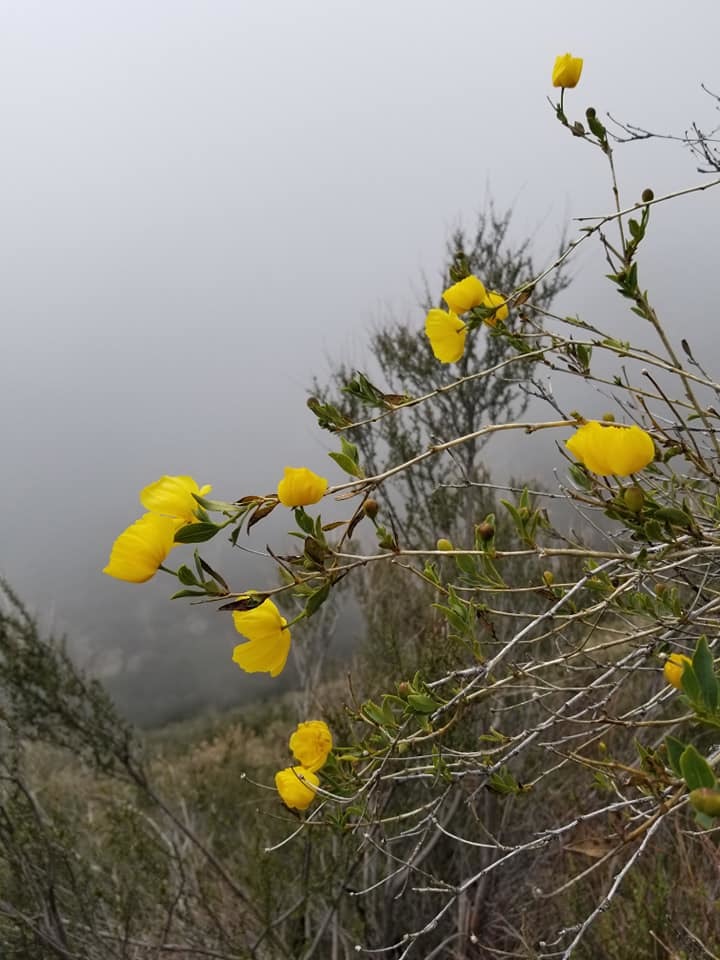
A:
277;467;328;508
275;766;320;811
232;599;291;677
140;475;212;523
566;421;654;477
482;290;509;327
425;309;466;363
664;653;692;690
289;720;333;772
103;513;182;583
442;275;486;315
552;53;583;88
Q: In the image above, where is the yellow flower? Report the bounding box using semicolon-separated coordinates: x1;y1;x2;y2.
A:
140;475;212;523
664;653;692;690
103;513;182;583
425;309;466;363
289;720;333;772
442;275;486;315
565;421;654;477
275;766;320;811
277;467;328;507
482;290;509;326
552;53;583;88
232;598;291;677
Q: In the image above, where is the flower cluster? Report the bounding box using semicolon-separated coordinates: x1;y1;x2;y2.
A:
275;721;333;811
565;421;655;477
425;275;509;364
103;475;211;582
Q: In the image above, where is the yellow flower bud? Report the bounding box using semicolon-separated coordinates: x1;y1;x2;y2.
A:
289;720;333;773
103;513;183;583
232;599;291;677
140;475;212;523
663;653;692;690
277;467;328;507
442;275;486;315
552;53;583;89
425;309;466;364
566;421;655;477
481;290;509;327
542;570;555;587
436;538;454;552
275;766;320;811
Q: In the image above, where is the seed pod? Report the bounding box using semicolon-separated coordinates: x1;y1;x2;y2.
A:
363;498;379;520
689;788;720;817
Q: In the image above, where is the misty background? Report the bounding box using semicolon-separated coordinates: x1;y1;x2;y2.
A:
2;0;719;723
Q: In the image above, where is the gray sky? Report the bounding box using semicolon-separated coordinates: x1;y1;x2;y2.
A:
2;0;720;721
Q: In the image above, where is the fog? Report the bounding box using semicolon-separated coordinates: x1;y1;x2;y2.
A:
2;0;720;722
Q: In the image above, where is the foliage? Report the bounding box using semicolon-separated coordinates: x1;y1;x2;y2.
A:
12;59;720;960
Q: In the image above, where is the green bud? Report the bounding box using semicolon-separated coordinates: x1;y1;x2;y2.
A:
363;498;379;520
542;570;555;587
689;788;720;818
585;107;597;119
623;485;645;513
601;412;616;422
436;538;453;552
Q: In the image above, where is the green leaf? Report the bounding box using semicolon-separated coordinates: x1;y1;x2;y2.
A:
192;494;237;513
293;507;315;534
406;693;439;714
680;664;702;704
305;581;330;617
692;636;718;712
328;451;365;479
171;588;211;599
664;736;686;777
174;522;223;544
177;564;199;586
680;744;716;791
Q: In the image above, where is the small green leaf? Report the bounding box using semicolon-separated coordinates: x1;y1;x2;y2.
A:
293;507;315;534
171;588;211;599
406;693;440;714
328;451;365;479
664;736;686;777
177;564;199;586
680;744;716;791
681;664;702;704
305;581;330;616
174;522;223;544
692;636;718;712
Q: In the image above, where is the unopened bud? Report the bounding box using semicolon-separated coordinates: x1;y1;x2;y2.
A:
363;499;379;520
542;570;555;587
398;682;411;699
641;188;654;203
601;412;616;422
476;522;495;541
436;538;453;552
623;485;645;513
654;583;668;597
689;788;720;818
585;107;596;119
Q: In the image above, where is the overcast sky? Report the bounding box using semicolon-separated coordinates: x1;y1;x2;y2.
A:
2;0;719;721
